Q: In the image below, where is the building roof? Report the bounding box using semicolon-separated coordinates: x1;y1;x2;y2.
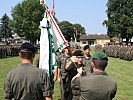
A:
80;34;110;40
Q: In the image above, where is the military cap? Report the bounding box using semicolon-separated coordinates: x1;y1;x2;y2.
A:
19;42;36;53
92;51;108;60
83;45;90;50
73;50;84;57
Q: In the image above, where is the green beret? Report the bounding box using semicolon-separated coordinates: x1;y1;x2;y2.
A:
92;51;108;59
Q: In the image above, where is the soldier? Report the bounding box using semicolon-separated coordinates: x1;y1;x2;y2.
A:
70;45;93;100
83;45;92;75
4;43;53;100
0;46;2;58
56;45;72;100
2;45;6;58
131;45;133;60
65;50;85;100
79;51;117;100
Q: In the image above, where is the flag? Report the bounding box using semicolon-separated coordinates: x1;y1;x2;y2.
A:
39;16;50;75
46;9;68;52
39;8;68;80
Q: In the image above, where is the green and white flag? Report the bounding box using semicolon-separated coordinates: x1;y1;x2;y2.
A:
39;8;68;79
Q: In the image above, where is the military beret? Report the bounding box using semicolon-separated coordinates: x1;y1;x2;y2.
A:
73;50;84;56
83;45;90;50
92;51;108;60
19;42;36;53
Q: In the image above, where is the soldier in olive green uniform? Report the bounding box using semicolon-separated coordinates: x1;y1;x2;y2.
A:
56;46;72;100
0;46;2;58
131;46;133;60
71;46;93;100
65;50;86;100
79;51;117;100
4;43;53;100
83;45;92;75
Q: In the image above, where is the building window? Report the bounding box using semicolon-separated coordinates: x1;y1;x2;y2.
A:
88;41;94;45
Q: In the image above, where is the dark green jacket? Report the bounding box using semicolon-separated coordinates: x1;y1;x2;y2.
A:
4;63;53;100
79;72;117;100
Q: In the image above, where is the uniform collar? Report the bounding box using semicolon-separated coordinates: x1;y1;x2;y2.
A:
20;63;32;67
92;71;108;76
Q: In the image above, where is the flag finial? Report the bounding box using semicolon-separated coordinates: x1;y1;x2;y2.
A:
40;0;46;5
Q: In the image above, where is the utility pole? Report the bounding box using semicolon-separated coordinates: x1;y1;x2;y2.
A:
74;28;77;43
0;20;2;34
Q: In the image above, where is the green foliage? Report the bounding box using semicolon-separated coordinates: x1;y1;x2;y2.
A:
73;23;85;42
58;21;74;41
73;23;85;35
58;21;85;42
0;14;12;40
0;55;133;100
11;0;45;44
104;0;133;43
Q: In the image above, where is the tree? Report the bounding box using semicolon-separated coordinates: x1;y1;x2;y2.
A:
73;23;85;42
58;21;85;42
10;0;45;44
0;13;12;44
103;0;133;44
58;21;73;42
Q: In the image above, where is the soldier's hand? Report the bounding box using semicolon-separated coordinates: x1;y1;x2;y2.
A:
70;56;77;62
77;67;82;74
72;67;82;80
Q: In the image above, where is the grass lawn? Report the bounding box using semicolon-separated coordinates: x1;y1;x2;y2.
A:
0;54;133;100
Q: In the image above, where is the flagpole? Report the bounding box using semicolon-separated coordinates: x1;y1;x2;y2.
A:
40;0;68;46
45;9;68;45
51;0;55;16
39;1;68;85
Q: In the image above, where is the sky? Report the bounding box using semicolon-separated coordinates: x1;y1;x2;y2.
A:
0;0;108;34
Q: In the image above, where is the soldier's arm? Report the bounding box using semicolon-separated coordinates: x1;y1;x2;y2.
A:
53;67;58;81
45;96;53;100
65;59;73;70
65;56;77;70
57;68;61;82
4;72;13;100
